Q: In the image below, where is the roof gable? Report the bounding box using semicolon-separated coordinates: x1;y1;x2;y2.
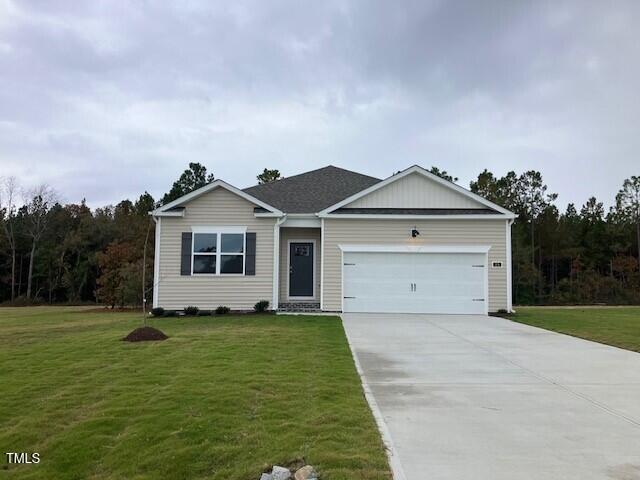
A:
243;165;380;214
319;165;515;217
152;179;283;217
345;171;485;209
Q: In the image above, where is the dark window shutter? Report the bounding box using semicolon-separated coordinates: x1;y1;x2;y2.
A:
245;232;256;275
181;232;192;275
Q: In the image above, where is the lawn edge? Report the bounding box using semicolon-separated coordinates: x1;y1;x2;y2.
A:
506;316;640;355
340;316;406;480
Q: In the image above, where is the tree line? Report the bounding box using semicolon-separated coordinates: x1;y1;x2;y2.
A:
0;164;638;307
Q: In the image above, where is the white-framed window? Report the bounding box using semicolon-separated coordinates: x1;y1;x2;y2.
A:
191;227;246;275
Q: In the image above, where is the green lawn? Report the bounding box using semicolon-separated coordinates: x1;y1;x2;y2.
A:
0;307;390;480
511;306;640;353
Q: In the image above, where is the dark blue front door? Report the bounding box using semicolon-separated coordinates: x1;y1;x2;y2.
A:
289;242;314;297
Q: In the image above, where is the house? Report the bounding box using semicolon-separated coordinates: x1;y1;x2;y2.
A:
151;165;516;314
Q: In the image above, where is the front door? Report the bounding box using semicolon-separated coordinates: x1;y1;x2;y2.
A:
289;242;314;298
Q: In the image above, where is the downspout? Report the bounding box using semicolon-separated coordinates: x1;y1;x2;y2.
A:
272;214;287;310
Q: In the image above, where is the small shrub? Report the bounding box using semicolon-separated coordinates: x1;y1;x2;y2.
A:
163;310;178;317
184;306;199;316
151;307;165;317
215;305;230;315
197;310;211;316
254;300;269;313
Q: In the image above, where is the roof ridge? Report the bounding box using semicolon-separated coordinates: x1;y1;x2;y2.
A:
243;165;380;191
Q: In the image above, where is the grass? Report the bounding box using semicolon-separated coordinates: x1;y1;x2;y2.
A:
0;307;390;480
510;306;640;353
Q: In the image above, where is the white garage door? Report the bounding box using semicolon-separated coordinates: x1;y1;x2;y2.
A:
343;252;487;314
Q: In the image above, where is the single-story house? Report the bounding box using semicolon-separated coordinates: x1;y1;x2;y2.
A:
151;165;516;315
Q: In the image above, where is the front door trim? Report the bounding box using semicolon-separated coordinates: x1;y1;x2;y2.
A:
287;239;316;300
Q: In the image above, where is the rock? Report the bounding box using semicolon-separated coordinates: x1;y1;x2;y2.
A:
259;474;273;480
294;465;318;480
271;465;292;480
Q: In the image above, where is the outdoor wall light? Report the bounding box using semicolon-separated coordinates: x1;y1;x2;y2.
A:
411;227;420;238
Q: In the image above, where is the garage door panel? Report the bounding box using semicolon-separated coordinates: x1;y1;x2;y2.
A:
343;251;486;314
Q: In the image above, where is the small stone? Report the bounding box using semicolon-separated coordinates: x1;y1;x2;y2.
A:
271;465;292;480
294;465;317;480
259;474;273;480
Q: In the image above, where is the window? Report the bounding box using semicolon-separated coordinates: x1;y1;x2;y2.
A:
192;230;245;275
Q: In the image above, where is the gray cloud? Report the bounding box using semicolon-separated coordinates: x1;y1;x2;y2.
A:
0;0;639;208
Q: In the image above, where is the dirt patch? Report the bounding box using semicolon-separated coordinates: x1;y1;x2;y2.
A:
122;326;168;342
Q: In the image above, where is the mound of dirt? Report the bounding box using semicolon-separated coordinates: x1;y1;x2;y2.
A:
122;326;168;342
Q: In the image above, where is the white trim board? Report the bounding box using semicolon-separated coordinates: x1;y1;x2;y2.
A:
286;239;317;301
338;244;492;254
320;214;511;220
506;218;514;313
152;210;184;217
320;218;325;310
318;165;516;218
281;216;321;228
272;216;287;310
191;226;247;234
152;217;161;308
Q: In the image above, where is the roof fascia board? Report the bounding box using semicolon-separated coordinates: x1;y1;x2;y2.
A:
319;213;515;220
152;179;283;216
317;165;515;216
152;210;185;218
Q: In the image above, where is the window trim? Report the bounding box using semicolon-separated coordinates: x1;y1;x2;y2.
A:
190;226;247;276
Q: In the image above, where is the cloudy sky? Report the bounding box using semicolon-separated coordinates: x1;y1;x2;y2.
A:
0;1;638;209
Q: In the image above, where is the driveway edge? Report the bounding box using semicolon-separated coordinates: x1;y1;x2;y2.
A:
341;317;408;480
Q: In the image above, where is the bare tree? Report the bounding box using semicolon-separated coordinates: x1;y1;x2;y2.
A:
23;184;58;299
0;177;19;301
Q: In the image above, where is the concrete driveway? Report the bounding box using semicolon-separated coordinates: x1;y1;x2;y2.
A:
341;313;640;480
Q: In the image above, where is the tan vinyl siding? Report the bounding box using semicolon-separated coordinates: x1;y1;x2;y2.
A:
322;218;508;312
157;187;276;310
347;172;483;209
278;227;321;302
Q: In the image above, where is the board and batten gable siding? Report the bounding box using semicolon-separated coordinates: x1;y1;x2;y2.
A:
346;172;484;209
278;227;321;302
322;218;508;312
157;187;276;310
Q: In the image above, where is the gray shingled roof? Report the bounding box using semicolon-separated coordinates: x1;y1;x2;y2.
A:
243;165;381;214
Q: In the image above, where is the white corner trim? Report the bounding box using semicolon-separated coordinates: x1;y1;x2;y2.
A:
317;165;515;217
341;319;408;480
338;244;492;254
320;218;325;310
272;215;287;309
484;251;490;316
151;179;283;216
506;218;514;313
152;217;161;308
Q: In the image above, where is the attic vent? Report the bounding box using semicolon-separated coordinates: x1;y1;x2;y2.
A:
492;261;503;268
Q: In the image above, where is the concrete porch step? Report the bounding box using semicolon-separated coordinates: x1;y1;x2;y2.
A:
278;302;321;312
